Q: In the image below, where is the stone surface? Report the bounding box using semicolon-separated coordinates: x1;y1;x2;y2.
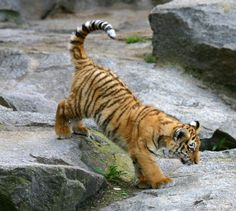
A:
149;0;236;97
0;164;105;211
102;149;236;211
0;0;154;21
0;125;107;210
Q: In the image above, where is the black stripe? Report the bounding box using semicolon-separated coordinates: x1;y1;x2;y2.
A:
85;72;104;95
70;40;82;45
88;87;124;116
94;100;111;120
101;111;116;132
84;73;107;116
115;98;133;123
145;144;157;156
135;107;150;137
110;123;120;137
76;71;95;114
89;81;120;114
84;74;111;116
86;75;112;115
82;24;89;33
157;135;163;146
98;21;103;29
95;95;130;125
75;31;85;39
99;79;116;89
88;81;119;112
152;131;158;149
135;106;147;120
108;91;128;102
105;95;130;109
102;87;124;98
100;81;120;95
91;21;96;30
74;70;94;116
139;109;157;122
102;23;108;30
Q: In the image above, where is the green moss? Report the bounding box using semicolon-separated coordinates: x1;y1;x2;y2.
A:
144;53;157;63
0;10;20;23
126;35;148;44
104;165;126;183
212;138;232;151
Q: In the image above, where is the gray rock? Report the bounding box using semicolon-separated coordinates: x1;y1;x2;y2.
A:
102;149;236;211
149;0;236;97
0;164;105;211
0;0;154;21
0;106;55;127
1;92;57;113
0;127;106;210
0;48;30;80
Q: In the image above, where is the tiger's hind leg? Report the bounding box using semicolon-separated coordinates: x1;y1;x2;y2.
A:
55;99;74;139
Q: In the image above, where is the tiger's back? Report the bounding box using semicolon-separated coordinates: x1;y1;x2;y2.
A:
55;20;201;189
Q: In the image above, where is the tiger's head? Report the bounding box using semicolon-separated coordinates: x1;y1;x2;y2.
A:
166;121;201;165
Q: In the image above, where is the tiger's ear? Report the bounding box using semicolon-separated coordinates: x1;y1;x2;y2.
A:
173;128;189;141
189;121;200;134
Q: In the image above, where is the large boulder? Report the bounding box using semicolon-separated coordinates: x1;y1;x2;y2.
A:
0;126;106;210
149;0;236;96
0;164;105;211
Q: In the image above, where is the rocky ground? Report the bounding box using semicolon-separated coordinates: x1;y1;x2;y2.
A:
0;2;236;211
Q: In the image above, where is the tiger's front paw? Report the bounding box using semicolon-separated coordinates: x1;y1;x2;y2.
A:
136;180;151;189
136;175;151;189
55;125;72;139
151;177;174;189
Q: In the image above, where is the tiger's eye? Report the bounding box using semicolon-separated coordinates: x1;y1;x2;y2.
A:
188;142;195;151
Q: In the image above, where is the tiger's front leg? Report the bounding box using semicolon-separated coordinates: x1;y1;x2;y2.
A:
130;141;173;189
132;157;150;189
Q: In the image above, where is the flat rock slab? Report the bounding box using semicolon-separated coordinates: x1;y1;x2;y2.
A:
102;149;236;211
0;127;86;167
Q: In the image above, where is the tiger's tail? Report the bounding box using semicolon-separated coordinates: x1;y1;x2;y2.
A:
69;20;116;62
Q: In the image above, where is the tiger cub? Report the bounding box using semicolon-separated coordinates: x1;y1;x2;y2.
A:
55;20;201;189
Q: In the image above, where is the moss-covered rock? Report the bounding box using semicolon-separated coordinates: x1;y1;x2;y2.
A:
80;130;135;183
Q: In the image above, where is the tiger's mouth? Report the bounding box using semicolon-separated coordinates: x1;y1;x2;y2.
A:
180;158;193;165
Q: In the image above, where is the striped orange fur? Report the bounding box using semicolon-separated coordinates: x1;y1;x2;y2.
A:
55;20;201;189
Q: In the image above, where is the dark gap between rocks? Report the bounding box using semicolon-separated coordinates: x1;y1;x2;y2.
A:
200;129;236;151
